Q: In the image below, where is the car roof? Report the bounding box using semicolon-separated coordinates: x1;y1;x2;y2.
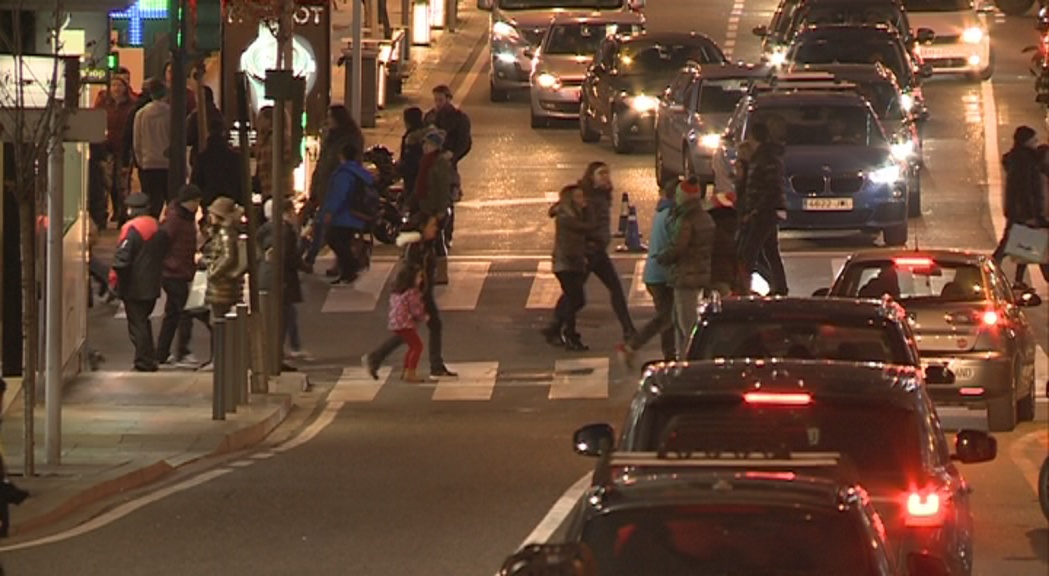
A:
844;249;987;267
549;11;645;25
796;23;901;38
752;89;870;107
616;31;719;47
685;62;769;80
799;0;904;9
641;358;923;406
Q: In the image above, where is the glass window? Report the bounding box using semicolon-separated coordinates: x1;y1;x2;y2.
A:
835;259;987;302
696;79;750;114
790;38;909;86
901;0;973;12
544;23;643;56
499;0;623;10
617;42;722;76
795;5;907;38
667;73;691;104
746;104;886;146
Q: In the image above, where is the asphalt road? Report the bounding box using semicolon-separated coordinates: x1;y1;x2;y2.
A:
5;0;1048;573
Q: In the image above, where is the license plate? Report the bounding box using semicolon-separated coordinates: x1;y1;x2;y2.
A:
952;367;974;381
802;198;853;211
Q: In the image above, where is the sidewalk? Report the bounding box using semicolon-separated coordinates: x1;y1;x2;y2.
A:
0;370;307;539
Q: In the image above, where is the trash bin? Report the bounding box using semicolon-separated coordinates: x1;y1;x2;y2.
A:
342;46;381;128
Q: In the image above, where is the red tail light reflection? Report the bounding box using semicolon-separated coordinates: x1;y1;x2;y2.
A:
743;392;812;405
980;310;999;326
894;257;934;268
905;491;945;527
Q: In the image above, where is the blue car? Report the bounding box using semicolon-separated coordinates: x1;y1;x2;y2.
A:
714;85;910;245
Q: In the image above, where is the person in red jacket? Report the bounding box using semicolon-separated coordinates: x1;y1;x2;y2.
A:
155;184;202;368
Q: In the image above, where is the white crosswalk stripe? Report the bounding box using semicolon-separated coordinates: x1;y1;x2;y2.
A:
321;261;396;313
627;260;653;309
435;261;490;310
526;260;560;310
432;361;499;401
549;357;610;400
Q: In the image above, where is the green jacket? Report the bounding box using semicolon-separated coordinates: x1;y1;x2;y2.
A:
418;152;453;219
658;198;715;290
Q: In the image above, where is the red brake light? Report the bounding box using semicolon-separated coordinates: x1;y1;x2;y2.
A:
743;392;812;405
894;257;933;268
905;491;946;527
980;310;998;326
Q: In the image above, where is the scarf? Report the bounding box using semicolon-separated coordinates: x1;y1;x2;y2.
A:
415;151;439;199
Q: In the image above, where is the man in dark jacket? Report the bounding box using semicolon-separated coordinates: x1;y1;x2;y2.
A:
192;118;244;210
110;193;168;372
186;86;224;164
993;125;1049;286
737;122;788;296
156;185;201;368
424;85;472;247
580;162;636;341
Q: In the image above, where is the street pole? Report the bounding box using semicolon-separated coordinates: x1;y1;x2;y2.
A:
351;0;363;123
270;3;294;374
168;0;188;193
44;113;63;465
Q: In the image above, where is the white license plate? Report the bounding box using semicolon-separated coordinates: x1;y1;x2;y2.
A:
952;367;974;381
802;198;853;211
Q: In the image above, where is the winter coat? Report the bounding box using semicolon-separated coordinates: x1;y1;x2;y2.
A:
310;125;364;206
132;100;171;170
424;105;472;164
582;182;614;250
416;151;453;219
203;225;240;307
708;207;740;293
257;219;303;304
402;238;437;293
255;130;296;199
743;142;787;217
323;160;375;230
186;103;225;161
192;134;245;209
658;197;715;290
552;201;597;274
123;95;152;166
111;215;167;301
98;94;136;158
388;288;427;331
398;127;428;195
160;202;198;281
643;198;674;285
1002;146;1047;224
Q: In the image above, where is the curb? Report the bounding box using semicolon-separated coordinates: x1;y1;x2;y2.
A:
7;377;300;539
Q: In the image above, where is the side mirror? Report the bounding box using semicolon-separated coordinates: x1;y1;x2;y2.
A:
500;543;595;576
916;27;935;44
953;429;997;464
573;423;614;457
477;0;493;10
907;553;950;576
924;365;956;385
1015;289;1042;307
812;288;830;297
752;25;768;37
919;63;934;79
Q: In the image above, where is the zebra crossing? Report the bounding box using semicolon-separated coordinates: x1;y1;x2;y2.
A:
327;357;612;403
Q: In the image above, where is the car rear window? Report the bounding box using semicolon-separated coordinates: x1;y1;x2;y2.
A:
747;103;886;146
582;503;878;576
835;259;987;302
796;6;907;37
638;399;923;483
545;23;642;55
698;79;750;113
619;43;722;75
791;38;908;86
688;317;913;364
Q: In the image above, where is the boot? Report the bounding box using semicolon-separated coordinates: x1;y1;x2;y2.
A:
401;368;433;383
564;332;589;352
541;323;564;347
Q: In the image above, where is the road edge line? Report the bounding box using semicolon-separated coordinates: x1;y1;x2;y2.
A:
516;472;592;549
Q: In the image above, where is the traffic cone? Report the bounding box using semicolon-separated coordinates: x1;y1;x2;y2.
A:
616;206;647;253
613;192;629;237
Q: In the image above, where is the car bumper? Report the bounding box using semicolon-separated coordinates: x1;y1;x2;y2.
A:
531;85;583;119
615;111;656;142
782;181;908;231
917;39;991;74
491;48;533;90
923;353;1013;406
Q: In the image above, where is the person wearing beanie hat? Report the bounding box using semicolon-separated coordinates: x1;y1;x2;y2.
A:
657;176;716;354
702;189;741;295
155;184;203;367
202;196;243;318
993;125;1048;287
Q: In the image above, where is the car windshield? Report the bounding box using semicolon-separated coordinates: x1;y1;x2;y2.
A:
582;502;878;576
545;23;640;55
791;37;909;85
746;104;886;146
901;0;972;12
688;317;912;364
698;79;750;113
637;399;923;483
835;259;987;302
619;43;722;75
795;6;907;37
855;81;905;120
498;0;623;10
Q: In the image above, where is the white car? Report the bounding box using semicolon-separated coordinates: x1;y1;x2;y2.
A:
904;0;992;80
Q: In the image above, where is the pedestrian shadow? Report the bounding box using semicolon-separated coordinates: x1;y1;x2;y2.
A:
1027;528;1048;563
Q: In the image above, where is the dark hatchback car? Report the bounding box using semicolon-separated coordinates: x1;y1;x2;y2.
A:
573;359;998;576
579;32;725;154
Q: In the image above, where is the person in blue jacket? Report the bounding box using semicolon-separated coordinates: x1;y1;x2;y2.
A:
616;180;677;368
322;141;374;285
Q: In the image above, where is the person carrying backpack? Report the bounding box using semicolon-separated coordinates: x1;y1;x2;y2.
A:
322;141;377;285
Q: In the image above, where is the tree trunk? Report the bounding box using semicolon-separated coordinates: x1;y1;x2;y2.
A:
18;181;36;477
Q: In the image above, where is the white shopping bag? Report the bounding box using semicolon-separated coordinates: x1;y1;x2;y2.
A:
185;270;208;311
1004;223;1049;264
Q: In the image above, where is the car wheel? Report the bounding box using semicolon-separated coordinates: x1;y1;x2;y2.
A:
656;147;675;187
882;223;908;246
969;51;994;82
908;175;922;218
995;0;1034;16
1039;457;1049;521
530;108;548;129
579;100;601;143
611;110;633;154
490;79;509;103
683;151;696;180
988;390;1018;432
1017;363;1036;422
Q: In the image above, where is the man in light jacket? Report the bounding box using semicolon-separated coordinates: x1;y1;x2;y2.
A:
132;78;171;218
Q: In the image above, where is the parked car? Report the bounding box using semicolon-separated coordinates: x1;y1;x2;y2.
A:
903;0;993;80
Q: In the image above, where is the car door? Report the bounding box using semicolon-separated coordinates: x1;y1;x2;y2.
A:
593;40;619;127
989;263;1036;379
583;39;611;123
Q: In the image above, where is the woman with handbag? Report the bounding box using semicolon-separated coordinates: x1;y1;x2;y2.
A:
993;126;1049;287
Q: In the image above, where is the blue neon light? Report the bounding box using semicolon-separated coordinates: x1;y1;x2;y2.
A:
111;1;169;46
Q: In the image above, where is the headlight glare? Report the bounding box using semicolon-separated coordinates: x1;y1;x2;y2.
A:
496;51;516;64
492;21;517;39
629;94;659;112
769;49;787;67
869;164;902;184
700;133;722;150
535;72;560;89
961;27;984;44
899;93;914;112
891;141;915;160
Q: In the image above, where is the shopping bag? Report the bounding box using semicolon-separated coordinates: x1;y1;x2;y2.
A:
1004;223;1049;264
185;270;208;311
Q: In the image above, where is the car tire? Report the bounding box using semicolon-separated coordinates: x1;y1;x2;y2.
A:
908;175;922;218
995;0;1034;16
611;110;633;154
655;147;674;187
1039;457;1049;521
882;223;908;247
683;151;696;181
1017;363;1036;422
490;79;509;103
530;108;548;129
579;100;601;143
988;391;1018;432
969;51;994;82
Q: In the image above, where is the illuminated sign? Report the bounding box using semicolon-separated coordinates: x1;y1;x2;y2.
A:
110;0;169;46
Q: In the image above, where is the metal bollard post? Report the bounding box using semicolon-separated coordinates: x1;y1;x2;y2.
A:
224;311;238;414
236;303;250;403
229;309;243;406
251;297;270;394
212;317;226;420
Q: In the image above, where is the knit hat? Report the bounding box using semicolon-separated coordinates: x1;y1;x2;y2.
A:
178;184;202;203
208;196;242;222
126;192;149;209
675;178;703;204
1014;125;1037;146
423;129;445;148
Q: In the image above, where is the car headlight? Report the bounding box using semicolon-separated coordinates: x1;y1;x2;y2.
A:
899;93;914;112
535;72;560;89
891;141;915;160
868;164;902;184
961;26;984;44
629;94;659;113
495;51;517;64
699;133;721;150
492;21;518;39
769;49;787;67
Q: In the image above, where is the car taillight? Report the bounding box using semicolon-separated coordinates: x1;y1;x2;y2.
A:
980;310;998;326
894;257;934;268
905;490;947;527
743;392;812;405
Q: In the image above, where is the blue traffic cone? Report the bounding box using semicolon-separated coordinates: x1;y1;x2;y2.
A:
613;192;629;237
616;206;647;253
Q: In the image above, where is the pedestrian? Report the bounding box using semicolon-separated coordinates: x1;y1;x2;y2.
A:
123;77;154;196
993;125;1049;287
580;162;636;341
363;264;431;382
87;219;116;306
657;177;715;355
259;199;309;360
192;117;245;210
202;196;243;319
156;184;202;368
397;106;428;198
132;78;172;218
164;60;197;116
254;106;297;201
0;378;30;539
322;141;374;285
110;192;168;372
186;85;224;164
424;85;472;248
87;143;109;231
705;188;740;295
303;105;365;273
413;129;455;223
736;122;788;296
616;180;677;367
96;75;136;227
543;184;598;351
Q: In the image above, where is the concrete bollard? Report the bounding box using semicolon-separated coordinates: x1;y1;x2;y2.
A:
236;303;250;403
224;311;238;414
212;317;226;421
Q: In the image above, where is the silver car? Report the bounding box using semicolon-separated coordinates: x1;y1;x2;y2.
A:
529;12;644;128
